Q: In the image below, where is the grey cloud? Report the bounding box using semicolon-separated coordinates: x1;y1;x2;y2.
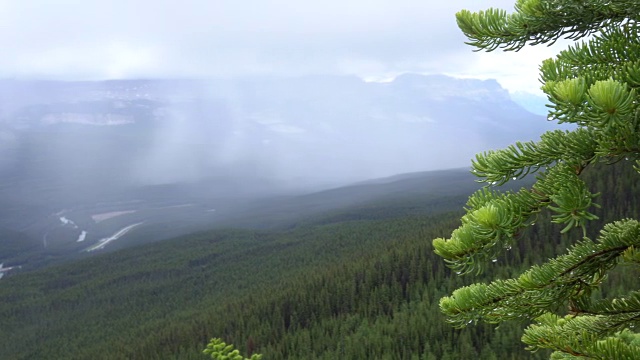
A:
0;0;517;80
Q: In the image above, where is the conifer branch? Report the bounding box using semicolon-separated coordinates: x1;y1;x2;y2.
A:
439;1;640;357
456;1;640;52
440;220;640;328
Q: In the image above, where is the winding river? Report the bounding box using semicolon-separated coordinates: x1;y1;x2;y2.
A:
83;222;144;252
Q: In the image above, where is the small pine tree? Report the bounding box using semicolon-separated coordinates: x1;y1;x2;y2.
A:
433;1;640;358
203;338;262;360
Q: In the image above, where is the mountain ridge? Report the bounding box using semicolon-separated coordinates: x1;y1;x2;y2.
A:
0;73;556;271
0;73;553;184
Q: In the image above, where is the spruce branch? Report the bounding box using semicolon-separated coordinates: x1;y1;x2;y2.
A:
439;219;640;328
438;1;640;358
456;1;640;52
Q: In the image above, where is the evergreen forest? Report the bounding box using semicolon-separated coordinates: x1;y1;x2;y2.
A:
1;162;639;359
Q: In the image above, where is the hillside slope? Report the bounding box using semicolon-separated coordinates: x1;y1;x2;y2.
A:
1;162;638;359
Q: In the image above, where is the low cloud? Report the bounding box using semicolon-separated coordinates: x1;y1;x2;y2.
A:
0;0;561;93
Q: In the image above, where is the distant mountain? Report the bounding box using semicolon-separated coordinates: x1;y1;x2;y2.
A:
0;74;560;269
0;74;553;187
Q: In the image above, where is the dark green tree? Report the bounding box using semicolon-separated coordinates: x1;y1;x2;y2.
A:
433;0;640;358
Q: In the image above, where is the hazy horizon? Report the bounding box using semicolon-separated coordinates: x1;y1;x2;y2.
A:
0;0;566;95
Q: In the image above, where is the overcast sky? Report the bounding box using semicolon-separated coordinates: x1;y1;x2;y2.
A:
0;0;565;93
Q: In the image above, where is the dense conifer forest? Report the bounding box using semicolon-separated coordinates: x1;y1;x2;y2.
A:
1;162;638;359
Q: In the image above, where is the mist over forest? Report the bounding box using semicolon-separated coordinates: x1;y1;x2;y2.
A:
0;72;579;357
0;73;554;270
1;1;604;359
